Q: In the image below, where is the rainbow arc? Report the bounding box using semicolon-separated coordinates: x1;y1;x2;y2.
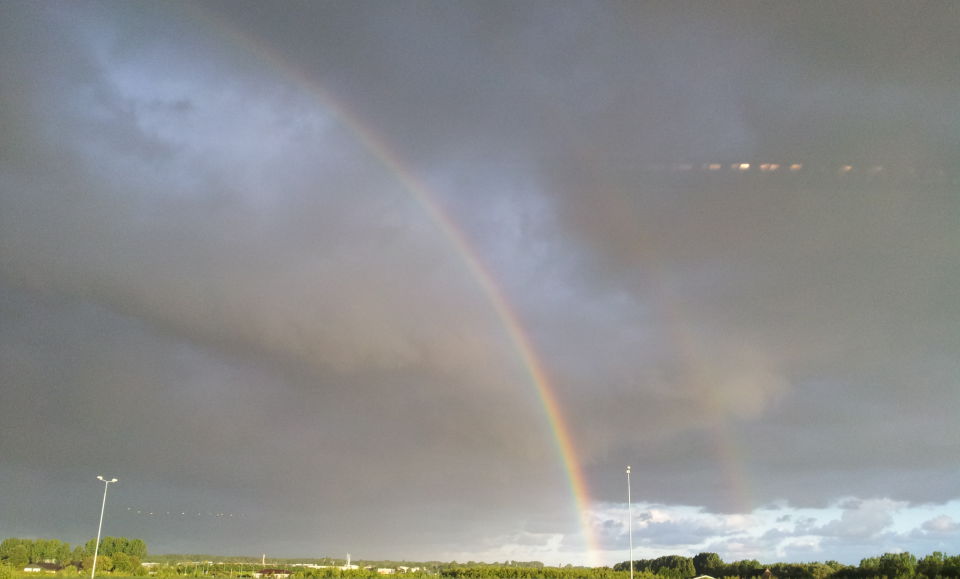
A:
184;6;602;564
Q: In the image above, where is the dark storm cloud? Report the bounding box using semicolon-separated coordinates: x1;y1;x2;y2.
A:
0;1;570;559
2;0;958;564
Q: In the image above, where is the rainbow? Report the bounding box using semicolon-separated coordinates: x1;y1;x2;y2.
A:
183;6;602;564
557;151;758;519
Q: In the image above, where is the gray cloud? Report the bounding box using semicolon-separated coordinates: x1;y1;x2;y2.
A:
919;516;959;537
814;500;900;539
634;519;739;547
2;0;958;564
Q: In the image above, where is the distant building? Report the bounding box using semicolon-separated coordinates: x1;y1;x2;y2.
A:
253;569;291;579
377;569;396;575
24;563;61;573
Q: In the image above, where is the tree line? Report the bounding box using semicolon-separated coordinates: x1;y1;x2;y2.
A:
3;540;959;579
0;536;147;575
612;551;960;579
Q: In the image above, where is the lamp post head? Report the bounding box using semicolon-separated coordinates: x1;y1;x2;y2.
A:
626;466;631;475
97;476;118;483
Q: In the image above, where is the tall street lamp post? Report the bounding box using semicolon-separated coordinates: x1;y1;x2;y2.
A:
91;476;117;579
626;466;633;579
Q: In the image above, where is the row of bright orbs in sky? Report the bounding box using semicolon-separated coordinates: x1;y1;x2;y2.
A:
644;161;955;180
123;507;244;518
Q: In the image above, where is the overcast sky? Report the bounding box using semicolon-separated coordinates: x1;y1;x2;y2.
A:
1;0;958;567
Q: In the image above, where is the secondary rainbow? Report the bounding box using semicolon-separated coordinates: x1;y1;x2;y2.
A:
186;6;603;564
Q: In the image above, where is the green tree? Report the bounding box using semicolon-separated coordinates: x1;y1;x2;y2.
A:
113;553;134;574
0;539;27;560
808;563;835;579
918;552;944;578
70;547;86;568
128;539;147;559
9;545;29;568
82;555;112;573
55;540;72;565
858;557;880;573
944;554;960;578
32;539;70;564
694;554;723;577
878;552;916;579
84;536;148;561
103;537;125;558
651;556;695;578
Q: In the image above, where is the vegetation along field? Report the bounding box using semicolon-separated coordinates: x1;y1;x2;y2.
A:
2;538;959;579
